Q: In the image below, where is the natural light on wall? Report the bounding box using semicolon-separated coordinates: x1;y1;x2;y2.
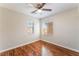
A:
34;19;40;37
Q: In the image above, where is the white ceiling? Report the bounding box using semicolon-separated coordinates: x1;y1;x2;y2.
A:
0;3;78;19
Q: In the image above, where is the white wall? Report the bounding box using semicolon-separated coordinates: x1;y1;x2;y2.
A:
41;8;79;51
0;7;39;51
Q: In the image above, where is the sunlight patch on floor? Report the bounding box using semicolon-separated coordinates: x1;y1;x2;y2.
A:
41;46;53;56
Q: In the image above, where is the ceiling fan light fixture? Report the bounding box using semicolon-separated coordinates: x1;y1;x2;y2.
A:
37;9;42;13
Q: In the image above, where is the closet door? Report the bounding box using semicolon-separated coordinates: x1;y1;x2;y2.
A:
47;22;53;35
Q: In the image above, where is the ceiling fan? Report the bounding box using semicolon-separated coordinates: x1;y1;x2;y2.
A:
29;3;52;13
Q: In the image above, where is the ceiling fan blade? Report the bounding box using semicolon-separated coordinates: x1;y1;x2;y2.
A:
31;10;37;13
42;9;52;11
35;3;46;9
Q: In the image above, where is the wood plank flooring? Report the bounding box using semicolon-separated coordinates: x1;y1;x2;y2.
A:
0;40;42;56
41;40;79;56
0;40;79;56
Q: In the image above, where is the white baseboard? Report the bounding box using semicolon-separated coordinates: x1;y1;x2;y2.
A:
0;39;41;53
42;39;79;53
0;39;79;53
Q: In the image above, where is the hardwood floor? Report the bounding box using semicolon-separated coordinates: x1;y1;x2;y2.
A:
0;40;42;56
0;40;79;56
41;40;79;56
